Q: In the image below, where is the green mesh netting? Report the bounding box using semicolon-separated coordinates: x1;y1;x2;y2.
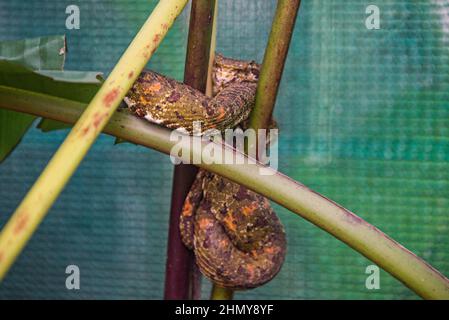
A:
0;0;448;299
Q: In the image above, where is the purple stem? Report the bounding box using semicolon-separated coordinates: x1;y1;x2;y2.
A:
163;0;216;300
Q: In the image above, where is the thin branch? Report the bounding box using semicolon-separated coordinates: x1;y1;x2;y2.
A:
249;0;301;131
1;87;448;299
210;285;234;300
164;0;216;300
184;0;216;91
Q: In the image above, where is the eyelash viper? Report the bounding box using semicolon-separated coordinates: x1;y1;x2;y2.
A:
125;54;287;290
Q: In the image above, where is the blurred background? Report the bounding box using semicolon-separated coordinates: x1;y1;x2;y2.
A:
0;0;448;299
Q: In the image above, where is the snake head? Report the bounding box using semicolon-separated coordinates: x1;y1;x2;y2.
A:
213;53;260;96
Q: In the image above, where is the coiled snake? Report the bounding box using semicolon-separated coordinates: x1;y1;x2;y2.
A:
125;54;286;289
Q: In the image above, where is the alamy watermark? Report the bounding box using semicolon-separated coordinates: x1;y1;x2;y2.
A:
169;121;278;176
365;265;380;290
65;265;80;290
365;5;380;30
65;5;80;30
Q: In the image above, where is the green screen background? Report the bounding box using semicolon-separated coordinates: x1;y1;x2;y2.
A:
0;0;448;299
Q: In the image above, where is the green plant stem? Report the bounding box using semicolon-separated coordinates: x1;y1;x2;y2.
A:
1;86;448;299
249;0;301;131
210;285;234;300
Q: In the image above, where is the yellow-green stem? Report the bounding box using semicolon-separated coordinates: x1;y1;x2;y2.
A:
210;285;234;300
205;0;218;97
0;0;188;281
0;87;448;299
249;0;301;131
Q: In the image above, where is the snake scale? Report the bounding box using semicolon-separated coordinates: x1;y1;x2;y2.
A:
125;54;286;289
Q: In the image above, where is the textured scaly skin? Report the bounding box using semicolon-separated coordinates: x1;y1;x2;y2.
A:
125;54;286;290
125;55;258;133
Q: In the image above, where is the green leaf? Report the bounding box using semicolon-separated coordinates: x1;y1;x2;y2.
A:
37;118;71;132
114;137;127;145
0;35;67;162
0;61;102;103
0;35;102;162
0;35;66;70
0;109;35;161
113;137;136;145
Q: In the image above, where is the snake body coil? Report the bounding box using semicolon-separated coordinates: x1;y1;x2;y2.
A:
125;54;286;289
180;170;286;289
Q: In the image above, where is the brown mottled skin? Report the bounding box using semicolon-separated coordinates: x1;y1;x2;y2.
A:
180;171;286;289
125;54;258;134
125;54;286;290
